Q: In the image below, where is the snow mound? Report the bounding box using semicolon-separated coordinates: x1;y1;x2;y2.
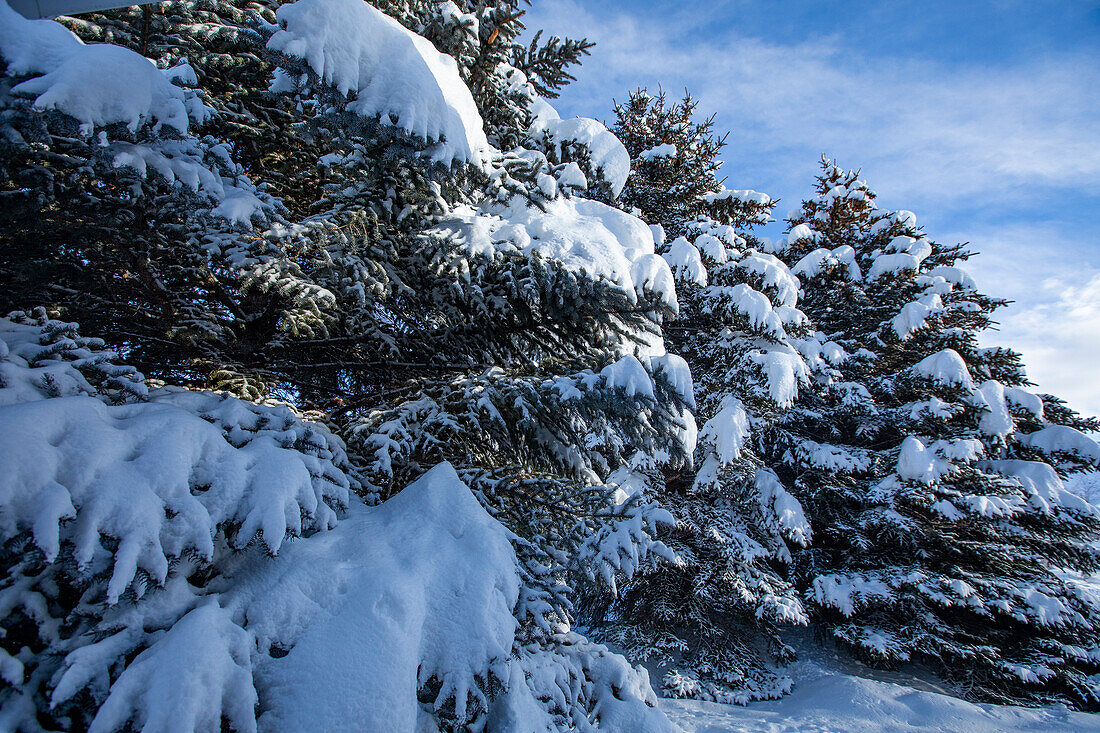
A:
663;237;707;285
530;103;631;197
1018;425;1100;464
639;143;676;160
866;252;920;281
702;188;772;206
704;283;784;337
980;459;1097;516
792;245;862;281
694;232;728;263
912;349;974;389
891;294;942;340
974;380;1014;438
1004;386;1046;420
602;355;656;400
434;196;676;307
896;436;951;484
737;251;800;308
268;0;490;167
236;462;518;731
788;223;815;242
0;0;188;134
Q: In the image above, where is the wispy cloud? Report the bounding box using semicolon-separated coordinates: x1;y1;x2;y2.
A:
959;222;1100;417
526;0;1100;416
528;0;1100;209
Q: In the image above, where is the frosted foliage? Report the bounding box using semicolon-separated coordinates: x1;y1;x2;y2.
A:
813;574;894;618
926;265;977;290
693;233;728;263
756;468;810;546
0;317;675;730
751;349;809;408
0;317;351;605
698;395;750;467
504;635;675;733
0;1;188;134
579;501;676;589
981;460;1097;517
269;0;490;167
0;313;146;407
0;9;274;224
242;464;674;731
110;140;274;224
797;440;871;474
886;235;933;263
435;196;676;307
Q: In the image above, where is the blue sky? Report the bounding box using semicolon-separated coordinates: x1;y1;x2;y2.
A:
524;0;1100;417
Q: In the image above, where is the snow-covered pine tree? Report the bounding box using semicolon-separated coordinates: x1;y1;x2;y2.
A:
584;89;830;703
611;89;728;236
1;2;691;729
769;157;1100;708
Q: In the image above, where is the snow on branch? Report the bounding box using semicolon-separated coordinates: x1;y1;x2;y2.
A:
0;1;189;134
268;0;490;168
0;316;351;605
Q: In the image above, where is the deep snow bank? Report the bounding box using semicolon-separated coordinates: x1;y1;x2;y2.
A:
661;661;1100;733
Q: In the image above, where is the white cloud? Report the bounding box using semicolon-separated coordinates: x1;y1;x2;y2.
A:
525;0;1100;417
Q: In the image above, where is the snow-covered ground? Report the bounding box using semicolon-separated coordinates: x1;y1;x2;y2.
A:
660;661;1100;732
